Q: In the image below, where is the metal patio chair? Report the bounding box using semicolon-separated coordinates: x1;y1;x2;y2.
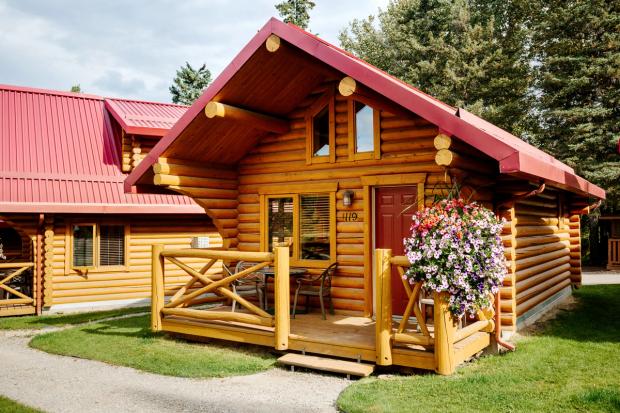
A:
292;262;337;320
226;261;265;313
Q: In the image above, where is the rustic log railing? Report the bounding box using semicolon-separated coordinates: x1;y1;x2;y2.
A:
0;262;35;306
375;249;495;375
608;239;620;269
151;245;290;350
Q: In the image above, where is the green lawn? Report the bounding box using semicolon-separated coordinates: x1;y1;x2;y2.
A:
0;396;42;413
29;315;277;378
0;306;149;330
338;285;620;413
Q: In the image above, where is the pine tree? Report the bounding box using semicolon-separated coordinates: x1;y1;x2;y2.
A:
275;0;315;29
70;84;81;93
532;0;620;209
339;0;532;136
169;63;212;105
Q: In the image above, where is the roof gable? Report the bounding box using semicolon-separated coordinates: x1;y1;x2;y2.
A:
125;18;604;200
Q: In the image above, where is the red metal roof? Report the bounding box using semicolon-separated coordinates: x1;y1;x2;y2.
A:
126;18;604;200
105;98;187;137
0;84;202;214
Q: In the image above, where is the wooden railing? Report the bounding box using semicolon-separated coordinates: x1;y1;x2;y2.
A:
609;239;620;269
375;249;495;375
0;262;35;305
151;245;290;350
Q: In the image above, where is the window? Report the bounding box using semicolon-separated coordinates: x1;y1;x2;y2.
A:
348;99;379;160
70;222;128;271
306;89;335;164
300;194;331;261
263;192;335;265
99;225;125;266
268;197;294;256
312;106;330;157
73;224;95;267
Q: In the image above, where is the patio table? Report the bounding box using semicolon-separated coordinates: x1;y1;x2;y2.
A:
258;267;307;311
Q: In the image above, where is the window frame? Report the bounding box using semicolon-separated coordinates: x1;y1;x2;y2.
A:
347;98;381;161
305;88;336;165
66;220;130;273
260;185;337;269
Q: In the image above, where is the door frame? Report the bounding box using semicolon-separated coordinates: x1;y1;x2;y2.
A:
360;173;426;318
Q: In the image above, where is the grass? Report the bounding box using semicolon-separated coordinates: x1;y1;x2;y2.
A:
29;315;277;378
0;396;42;413
337;285;620;413
0;306;149;330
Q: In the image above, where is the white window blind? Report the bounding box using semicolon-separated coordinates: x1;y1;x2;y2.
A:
300;194;331;260
100;225;125;266
73;225;94;267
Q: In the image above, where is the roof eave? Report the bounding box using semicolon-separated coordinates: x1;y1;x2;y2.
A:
0;202;205;214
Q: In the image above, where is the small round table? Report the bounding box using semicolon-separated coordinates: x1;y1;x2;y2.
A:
259;267;307;311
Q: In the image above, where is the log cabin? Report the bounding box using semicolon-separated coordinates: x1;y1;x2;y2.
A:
125;19;606;374
0;84;221;316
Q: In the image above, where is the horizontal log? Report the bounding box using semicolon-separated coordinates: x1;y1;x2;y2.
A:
162;307;274;327
168;185;238;200
515;255;570;282
454;320;492;342
515;225;559;237
204;101;290;134
516;278;571;315
381;127;438;142
516;271;571;304
515;240;570;260
516;233;569;248
393;332;432;346
161;249;273;262
515;247;570;271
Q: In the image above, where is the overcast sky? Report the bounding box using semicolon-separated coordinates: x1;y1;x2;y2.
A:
0;0;388;102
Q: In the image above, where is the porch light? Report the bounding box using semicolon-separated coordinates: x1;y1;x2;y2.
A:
343;190;354;207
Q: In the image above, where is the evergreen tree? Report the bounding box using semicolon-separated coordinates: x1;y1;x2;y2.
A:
275;0;315;29
70;84;81;93
532;0;620;209
169;62;212;105
339;0;532;136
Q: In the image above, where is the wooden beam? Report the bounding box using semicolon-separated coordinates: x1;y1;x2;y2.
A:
337;76;411;117
204;101;290;134
265;34;281;52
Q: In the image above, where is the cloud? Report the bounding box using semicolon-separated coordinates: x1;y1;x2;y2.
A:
0;0;389;102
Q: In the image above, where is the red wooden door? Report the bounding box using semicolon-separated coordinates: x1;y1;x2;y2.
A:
375;186;417;315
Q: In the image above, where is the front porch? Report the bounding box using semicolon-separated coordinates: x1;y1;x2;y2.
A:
150;246;494;375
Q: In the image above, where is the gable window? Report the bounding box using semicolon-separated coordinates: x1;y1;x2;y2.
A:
69;222;128;271
312;106;330;157
306;89;335;164
348;99;380;160
263;191;336;266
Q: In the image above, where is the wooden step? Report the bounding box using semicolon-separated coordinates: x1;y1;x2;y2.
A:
278;353;375;377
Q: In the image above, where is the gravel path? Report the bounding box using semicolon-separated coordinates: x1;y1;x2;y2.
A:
0;332;348;413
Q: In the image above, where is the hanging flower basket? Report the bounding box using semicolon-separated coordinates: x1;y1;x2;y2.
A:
404;198;506;318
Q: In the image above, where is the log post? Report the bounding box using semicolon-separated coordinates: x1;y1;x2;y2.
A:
434;291;457;375
375;248;393;365
274;246;290;350
151;244;165;332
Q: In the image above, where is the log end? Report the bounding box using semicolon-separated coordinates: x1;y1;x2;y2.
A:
204;101;224;119
338;76;357;97
435;148;454;166
434;133;452;150
266;34;281;52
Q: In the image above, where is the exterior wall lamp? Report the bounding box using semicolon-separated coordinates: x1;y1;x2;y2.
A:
343;190;355;207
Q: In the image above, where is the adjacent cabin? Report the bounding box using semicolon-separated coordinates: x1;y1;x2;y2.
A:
125;19;605;374
0;84;219;316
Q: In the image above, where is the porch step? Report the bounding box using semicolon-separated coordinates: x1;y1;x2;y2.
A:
278;353;375;377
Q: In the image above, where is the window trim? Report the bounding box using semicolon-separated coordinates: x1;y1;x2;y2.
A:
65;220;130;274
347;98;381;161
260;190;337;269
305;88;336;165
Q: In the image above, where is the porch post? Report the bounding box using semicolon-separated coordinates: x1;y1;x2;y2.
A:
151;244;165;332
375;248;393;365
274;246;290;350
434;291;457;375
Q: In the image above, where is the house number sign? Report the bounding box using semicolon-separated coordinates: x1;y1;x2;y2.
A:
339;212;361;222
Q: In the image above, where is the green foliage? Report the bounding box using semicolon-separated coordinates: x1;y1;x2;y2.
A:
275;0;315;29
339;0;533;135
70;84;81;93
30;315;277;378
0;306;148;330
531;0;620;210
169;62;212;105
338;285;620;413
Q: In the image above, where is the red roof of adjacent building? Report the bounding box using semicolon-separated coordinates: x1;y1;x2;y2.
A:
125;18;605;200
0;83;202;214
105;98;187;137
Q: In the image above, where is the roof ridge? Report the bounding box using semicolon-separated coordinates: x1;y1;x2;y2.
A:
105;96;188;108
0;83;103;100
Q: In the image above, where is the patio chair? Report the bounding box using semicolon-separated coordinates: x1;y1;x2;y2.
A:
292;262;337;320
226;261;265;313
